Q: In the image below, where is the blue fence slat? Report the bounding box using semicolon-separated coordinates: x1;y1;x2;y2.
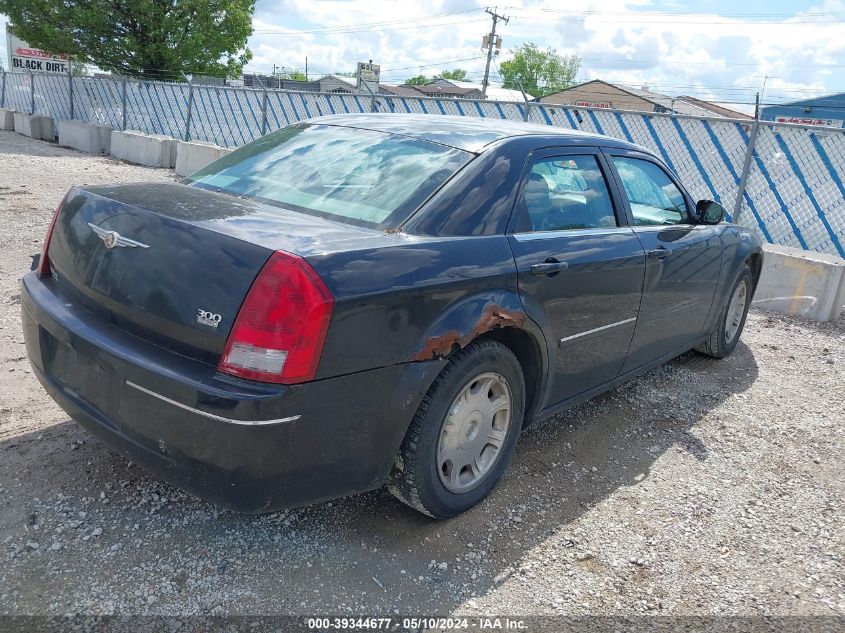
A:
809;133;845;205
144;84;167;135
775;133;845;258
614;113;634;143
642;116;676;173
586;110;604;135
737;123;808;250
671;118;721;204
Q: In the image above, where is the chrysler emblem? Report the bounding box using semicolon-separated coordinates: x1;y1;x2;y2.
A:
88;223;150;249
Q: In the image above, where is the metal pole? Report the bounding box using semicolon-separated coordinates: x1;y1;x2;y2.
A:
1;71;6;109
732;120;759;225
30;71;35;114
68;65;75;120
261;87;268;135
184;79;194;141
523;101;532;123
121;79;127;131
732;95;761;224
481;9;508;99
360;77;377;113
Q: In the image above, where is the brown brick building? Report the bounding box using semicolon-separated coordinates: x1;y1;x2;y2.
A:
540;80;750;118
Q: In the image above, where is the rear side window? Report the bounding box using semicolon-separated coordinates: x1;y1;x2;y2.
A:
611;157;690;226
515;155;617;232
186;124;471;228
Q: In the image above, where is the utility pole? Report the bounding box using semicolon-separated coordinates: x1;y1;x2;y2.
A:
481;7;508;98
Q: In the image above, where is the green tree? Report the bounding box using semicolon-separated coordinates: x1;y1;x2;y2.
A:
71;60;90;77
405;74;430;85
404;69;467;86
436;68;467;81
0;0;255;79
499;43;580;97
278;69;306;81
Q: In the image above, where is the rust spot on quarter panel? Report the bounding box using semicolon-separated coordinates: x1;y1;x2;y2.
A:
412;305;525;361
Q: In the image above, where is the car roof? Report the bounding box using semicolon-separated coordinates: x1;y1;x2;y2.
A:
306;113;640;154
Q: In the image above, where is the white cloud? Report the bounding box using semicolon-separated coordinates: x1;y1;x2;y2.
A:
246;0;845;110
2;0;842;112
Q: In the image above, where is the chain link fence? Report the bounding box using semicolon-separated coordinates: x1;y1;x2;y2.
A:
1;70;843;258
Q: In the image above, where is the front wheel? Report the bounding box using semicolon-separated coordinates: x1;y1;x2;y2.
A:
388;339;525;518
697;264;753;358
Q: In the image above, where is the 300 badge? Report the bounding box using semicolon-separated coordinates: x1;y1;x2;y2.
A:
196;309;222;328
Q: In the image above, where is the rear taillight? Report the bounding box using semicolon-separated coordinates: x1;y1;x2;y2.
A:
38;192;69;277
218;250;334;384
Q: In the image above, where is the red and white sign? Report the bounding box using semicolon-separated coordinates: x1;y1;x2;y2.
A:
6;25;69;73
574;101;612;109
775;116;844;128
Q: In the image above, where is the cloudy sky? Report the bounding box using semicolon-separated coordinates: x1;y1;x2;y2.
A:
4;0;844;113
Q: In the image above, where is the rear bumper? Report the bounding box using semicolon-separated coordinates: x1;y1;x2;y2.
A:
21;272;442;513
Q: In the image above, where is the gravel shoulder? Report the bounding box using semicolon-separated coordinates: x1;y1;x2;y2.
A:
0;130;843;617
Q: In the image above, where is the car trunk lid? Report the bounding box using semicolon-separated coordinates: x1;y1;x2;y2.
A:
45;183;384;364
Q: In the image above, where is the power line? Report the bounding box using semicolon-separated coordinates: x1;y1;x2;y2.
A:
253;17;488;36
252;8;483;34
502;7;845;18
378;56;487;73
504;8;845;24
63;63;842;103
574;57;845;70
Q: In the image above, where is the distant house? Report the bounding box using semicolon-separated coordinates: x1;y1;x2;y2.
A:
412;80;484;100
541;79;748;118
407;78;530;101
316;74;358;94
674;95;751;120
423;79;530;101
760;93;845;128
379;84;426;97
236;74;533;102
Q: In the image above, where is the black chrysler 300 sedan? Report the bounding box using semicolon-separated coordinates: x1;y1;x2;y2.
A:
22;114;762;518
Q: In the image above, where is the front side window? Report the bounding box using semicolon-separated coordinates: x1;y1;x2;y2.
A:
611;157;690;226
186;124;471;228
516;155;617;232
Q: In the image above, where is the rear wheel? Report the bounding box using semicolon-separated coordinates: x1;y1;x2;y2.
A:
388;339;525;518
696;265;753;358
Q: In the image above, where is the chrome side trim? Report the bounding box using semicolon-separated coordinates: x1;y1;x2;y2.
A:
512;227;635;241
559;317;637;345
125;380;301;426
631;224;698;232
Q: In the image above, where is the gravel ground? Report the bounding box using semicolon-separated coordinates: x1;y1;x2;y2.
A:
0;130;843;619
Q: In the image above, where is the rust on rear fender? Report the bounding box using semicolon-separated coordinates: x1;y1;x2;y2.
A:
412;305;526;361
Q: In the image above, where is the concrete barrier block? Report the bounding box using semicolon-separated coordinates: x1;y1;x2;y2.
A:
175;140;232;177
0;108;15;131
13;112;55;140
58;120;112;154
110;130;177;168
753;244;845;322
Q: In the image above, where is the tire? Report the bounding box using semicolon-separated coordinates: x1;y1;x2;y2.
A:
388;339;525;519
696;264;753;359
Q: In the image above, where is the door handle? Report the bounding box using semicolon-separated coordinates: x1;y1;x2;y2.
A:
530;258;569;275
647;247;669;260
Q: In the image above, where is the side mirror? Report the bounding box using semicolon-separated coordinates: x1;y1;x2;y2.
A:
695;200;725;225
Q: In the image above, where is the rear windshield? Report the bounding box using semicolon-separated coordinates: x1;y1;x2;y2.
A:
185;124;472;228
